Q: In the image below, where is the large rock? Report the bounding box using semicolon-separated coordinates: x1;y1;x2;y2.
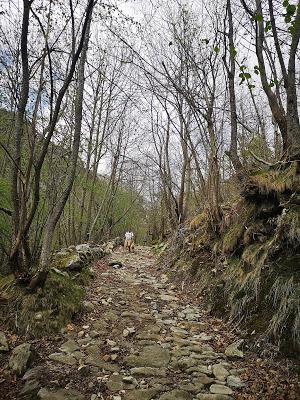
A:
159;389;193;400
78;251;92;264
177;357;199;369
124;345;170;368
0;332;9;352
193;374;214;386
20;379;41;397
180;383;204;393
212;364;229;381
170;326;189;336
75;244;91;252
160;294;179;302
92;319;109;331
38;388;84;400
51;267;69;278
225;340;244;359
9;343;32;375
66;255;83;272
22;366;44;381
186;365;212;375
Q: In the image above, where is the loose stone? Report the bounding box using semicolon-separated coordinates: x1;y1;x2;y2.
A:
212;364;229;381
227;375;245;388
48;352;77;366
225;340;244;359
9;343;32;375
210;384;233;395
59;339;80;353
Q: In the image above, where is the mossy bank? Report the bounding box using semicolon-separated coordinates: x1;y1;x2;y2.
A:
160;162;300;357
0;240;120;337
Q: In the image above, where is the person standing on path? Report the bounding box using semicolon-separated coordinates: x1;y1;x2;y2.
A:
124;230;134;252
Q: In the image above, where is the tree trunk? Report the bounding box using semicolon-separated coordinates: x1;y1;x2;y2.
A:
27;10;93;290
224;0;243;173
252;0;288;151
286;5;300;156
9;0;31;274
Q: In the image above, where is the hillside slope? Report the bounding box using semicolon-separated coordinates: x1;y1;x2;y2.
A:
160;163;300;357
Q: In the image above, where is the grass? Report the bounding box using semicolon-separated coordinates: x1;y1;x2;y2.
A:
267;276;300;345
276;206;300;246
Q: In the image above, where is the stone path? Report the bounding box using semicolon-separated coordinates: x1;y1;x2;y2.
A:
3;246;300;399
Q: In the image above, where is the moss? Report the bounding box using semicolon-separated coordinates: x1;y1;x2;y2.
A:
189;210;216;248
221;201;256;253
222;222;245;253
19;271;84;336
241;242;269;268
190;212;206;230
0;269;87;337
162;163;300;354
246;311;271;333
51;251;78;270
273;254;300;275
76;268;94;285
250;161;300;195
276;206;300;246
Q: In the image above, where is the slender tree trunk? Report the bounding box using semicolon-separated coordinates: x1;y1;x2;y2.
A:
10;0;96;275
9;0;31;274
241;0;288;151
286;5;300;155
224;0;242;173
28;12;93;289
78;73;102;242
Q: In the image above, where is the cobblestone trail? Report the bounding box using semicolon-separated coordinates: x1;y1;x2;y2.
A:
6;246;300;400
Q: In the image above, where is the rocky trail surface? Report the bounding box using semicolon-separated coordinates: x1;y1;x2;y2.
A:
1;246;299;400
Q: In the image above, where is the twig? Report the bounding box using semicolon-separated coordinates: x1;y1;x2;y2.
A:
0;206;12;216
0;141;25;177
249;150;273;166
